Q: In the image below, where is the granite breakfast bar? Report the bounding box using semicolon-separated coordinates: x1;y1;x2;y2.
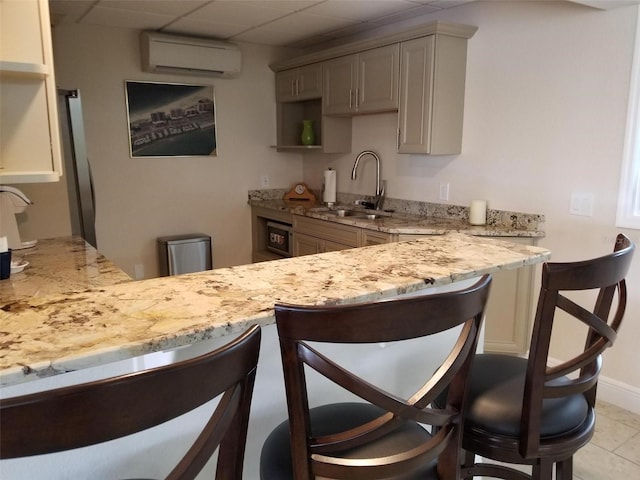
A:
1;233;549;387
0;233;550;479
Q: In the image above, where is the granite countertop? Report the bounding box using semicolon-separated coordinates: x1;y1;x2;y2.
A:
0;233;550;387
249;190;545;238
0;236;132;304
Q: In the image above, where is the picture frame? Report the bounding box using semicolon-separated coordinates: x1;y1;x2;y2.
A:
125;80;217;157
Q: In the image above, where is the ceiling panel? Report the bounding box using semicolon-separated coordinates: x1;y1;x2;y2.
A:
48;0;477;49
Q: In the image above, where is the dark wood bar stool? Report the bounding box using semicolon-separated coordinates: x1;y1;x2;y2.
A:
0;325;261;480
260;275;492;480
446;233;635;479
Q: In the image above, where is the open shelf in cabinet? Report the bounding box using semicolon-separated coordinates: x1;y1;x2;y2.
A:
276;99;321;149
275;98;351;153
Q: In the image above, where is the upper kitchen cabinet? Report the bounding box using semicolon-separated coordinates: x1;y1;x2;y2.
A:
270;21;476;155
0;0;62;183
398;33;470;155
276;63;323;102
323;44;399;116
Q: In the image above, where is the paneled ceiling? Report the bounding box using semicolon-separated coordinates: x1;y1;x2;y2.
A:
48;0;475;50
49;0;638;51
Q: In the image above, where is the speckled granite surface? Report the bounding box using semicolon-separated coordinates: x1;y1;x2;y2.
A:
0;233;550;386
0;236;132;304
248;190;545;237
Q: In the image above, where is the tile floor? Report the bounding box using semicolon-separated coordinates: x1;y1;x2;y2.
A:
474;400;640;479
573;401;640;479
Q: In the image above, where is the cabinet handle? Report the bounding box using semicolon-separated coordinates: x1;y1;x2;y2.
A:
292;80;296;98
295;78;300;96
355;87;359;109
349;89;353;109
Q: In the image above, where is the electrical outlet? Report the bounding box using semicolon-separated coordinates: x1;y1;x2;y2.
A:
569;193;594;217
439;183;450;201
134;263;145;280
260;174;270;188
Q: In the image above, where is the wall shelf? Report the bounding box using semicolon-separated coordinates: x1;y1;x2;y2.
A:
271;145;323;151
0;0;62;184
0;61;49;76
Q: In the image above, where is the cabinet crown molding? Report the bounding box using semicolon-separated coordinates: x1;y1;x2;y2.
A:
270;21;477;72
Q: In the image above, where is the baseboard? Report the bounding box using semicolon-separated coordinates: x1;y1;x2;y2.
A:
596;375;640;415
548;356;640;415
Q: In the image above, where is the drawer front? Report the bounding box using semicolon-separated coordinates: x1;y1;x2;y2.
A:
361;230;393;246
294;216;360;247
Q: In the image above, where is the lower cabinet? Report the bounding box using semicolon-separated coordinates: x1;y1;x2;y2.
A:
362;229;395;246
292;215;397;255
294;231;354;255
293;216;360;255
481;238;537;354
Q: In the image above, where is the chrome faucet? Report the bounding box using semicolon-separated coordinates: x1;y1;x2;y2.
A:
351;150;385;210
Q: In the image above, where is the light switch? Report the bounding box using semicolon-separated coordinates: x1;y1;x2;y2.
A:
569;193;594;217
439;183;450;201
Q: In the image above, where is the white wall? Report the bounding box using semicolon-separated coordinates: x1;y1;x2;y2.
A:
303;0;640;409
18;23;304;278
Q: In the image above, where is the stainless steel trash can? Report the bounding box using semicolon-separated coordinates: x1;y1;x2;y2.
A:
157;234;212;276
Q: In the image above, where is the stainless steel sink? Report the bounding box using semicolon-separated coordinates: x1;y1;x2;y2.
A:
329;209;359;217
322;209;388;220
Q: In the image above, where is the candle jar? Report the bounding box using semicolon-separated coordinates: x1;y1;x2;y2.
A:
469;200;487;225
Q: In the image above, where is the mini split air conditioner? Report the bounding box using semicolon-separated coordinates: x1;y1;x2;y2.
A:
141;32;241;78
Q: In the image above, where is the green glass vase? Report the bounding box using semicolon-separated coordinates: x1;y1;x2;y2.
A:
301;119;315;146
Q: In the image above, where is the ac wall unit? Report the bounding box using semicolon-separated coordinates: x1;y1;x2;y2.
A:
141;32;241;78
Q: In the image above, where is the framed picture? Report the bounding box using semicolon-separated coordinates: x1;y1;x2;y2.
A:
125;81;217;157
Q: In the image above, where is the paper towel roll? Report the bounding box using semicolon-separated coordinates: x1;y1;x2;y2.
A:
323;169;337;204
469;200;487;225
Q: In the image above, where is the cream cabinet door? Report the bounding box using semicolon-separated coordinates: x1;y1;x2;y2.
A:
293;232;323;256
362;230;394;246
296;63;323;100
483;238;537;354
324;240;353;252
323;45;399;116
357;44;399;113
323;54;358;115
275;69;300;102
0;0;62;183
398;34;468;155
276;64;322;103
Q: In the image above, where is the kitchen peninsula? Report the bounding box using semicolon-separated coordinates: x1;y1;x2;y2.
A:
1;234;550;479
1;233;549;387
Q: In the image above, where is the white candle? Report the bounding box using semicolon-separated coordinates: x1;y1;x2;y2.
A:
0;236;8;253
469;200;487;225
